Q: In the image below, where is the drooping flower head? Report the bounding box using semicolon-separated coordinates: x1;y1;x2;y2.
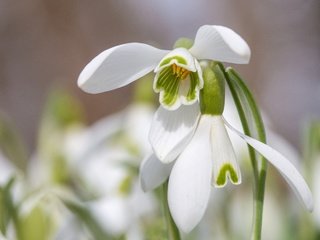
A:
141;62;313;233
77;25;250;111
78;25;313;235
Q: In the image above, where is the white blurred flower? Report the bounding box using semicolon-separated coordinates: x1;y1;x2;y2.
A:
312;156;320;227
0;152;16;186
63;103;157;238
89;183;154;238
18;186;78;240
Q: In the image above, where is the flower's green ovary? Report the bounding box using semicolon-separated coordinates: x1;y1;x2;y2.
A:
174;38;194;49
159;56;187;67
200;62;225;115
216;163;239;186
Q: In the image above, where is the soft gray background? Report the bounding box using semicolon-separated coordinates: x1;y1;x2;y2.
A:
0;0;319;151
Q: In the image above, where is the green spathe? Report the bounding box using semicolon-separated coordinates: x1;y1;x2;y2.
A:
173;38;194;49
200;62;225;115
216;163;239;186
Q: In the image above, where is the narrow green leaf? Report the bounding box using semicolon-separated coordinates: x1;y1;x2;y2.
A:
0;113;28;171
63;200;114;240
0;178;19;236
222;65;268;240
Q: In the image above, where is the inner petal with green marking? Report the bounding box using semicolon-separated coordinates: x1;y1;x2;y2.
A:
153;48;203;110
215;163;240;187
154;64;200;110
210;115;242;188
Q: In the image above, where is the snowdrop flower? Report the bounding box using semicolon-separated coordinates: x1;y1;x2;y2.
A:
78;25;249;111
64;107;156;238
140;63;313;233
78;145;155;239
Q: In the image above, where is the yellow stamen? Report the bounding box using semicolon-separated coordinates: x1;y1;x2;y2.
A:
172;64;177;74
181;70;190;80
172;64;190;80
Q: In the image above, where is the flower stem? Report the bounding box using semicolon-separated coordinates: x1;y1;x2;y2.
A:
222;65;267;240
161;180;181;240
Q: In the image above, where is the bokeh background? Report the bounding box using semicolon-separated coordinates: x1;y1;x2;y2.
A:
0;0;319;151
1;1;320;239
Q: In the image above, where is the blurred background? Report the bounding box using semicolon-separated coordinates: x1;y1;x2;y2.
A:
0;0;319;151
1;1;320;239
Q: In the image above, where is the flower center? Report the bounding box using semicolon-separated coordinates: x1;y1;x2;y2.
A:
172;64;190;80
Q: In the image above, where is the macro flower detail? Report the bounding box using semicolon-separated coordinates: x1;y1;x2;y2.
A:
77;23;313;239
77;25;250;111
153;48;203;110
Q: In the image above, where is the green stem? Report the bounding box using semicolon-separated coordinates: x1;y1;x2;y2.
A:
221;65;268;240
162;180;181;240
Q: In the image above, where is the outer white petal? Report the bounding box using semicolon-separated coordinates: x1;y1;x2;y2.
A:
78;43;168;93
224;119;314;211
168;116;213;233
189;25;251;64
139;153;174;192
149;104;200;163
267;130;301;168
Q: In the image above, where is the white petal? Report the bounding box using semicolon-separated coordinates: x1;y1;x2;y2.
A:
224;119;313;211
149;104;200;163
89;197;131;235
267;130;301;168
0;152;16;185
189;25;251;64
66;110;126;165
168;116;213;233
154;48;197;73
124;104;154;153
139;153;174;192
210;116;241;187
78;43;168;93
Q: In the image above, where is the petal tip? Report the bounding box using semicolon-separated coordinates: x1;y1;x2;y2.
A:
305;196;314;212
191;25;251;64
140;182;148;193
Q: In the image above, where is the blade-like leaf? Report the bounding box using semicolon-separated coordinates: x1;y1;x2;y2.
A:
222;65;268;240
0;178;19;236
0;113;28;171
63;200;114;240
